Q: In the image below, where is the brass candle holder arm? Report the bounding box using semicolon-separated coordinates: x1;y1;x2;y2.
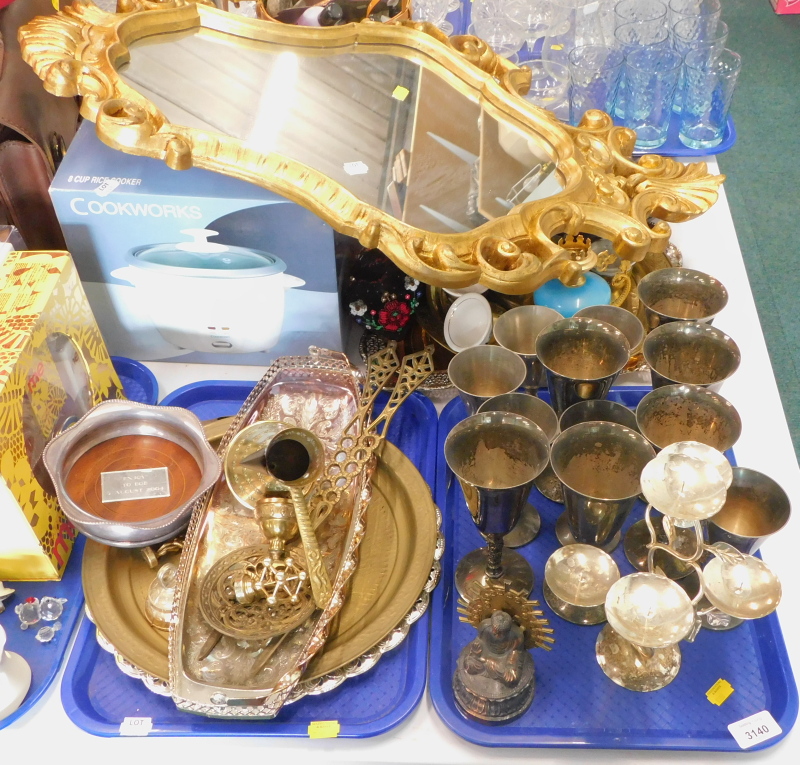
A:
287;484;331;609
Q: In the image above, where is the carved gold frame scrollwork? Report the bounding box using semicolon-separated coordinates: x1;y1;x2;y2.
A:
21;0;723;294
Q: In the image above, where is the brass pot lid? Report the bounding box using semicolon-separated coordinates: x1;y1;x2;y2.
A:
82;441;439;686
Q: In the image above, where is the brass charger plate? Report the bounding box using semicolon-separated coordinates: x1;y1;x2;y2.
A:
83;440;440;688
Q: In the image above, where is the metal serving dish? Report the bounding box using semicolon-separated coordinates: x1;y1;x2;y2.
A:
43;400;221;547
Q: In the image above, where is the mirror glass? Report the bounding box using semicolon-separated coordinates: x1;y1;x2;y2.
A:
119;28;564;234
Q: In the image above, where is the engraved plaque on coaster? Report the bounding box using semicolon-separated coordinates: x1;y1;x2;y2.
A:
101;467;171;503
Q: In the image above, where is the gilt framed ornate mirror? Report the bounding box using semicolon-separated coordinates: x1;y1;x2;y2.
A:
22;0;722;294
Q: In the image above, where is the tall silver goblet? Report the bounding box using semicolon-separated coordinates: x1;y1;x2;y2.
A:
705;467;791;555
551;421;655;552
493;305;563;393
643;321;740;391
635;384;742;453
574;304;645;363
536;317;630;416
448;345;528;415
445;411;550;601
637;267;728;330
478;393;559;548
545;398;639;505
559;398;640;432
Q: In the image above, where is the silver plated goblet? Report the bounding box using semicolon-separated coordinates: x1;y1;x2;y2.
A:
536;317;630;417
493;305;563;394
642;321;740;391
478;392;559;548
637;267;728;331
448;345;527;415
551;421;655;552
445;411;550;601
574;304;645;359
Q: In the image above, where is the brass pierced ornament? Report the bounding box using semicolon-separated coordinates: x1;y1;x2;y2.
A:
457;581;555;651
200;544;315;640
199;496;314;640
304;343;435;530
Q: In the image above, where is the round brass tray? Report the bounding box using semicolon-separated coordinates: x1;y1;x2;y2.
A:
83;440;442;698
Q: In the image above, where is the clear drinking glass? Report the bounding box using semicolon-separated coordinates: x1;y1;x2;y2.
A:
671;18;728;113
614;0;668;28
413;0;454;34
668;0;721;28
624;46;682;150
613;21;670;120
679;47;741;150
506;0;556;51
598;0;619;44
542;0;607;66
472;15;527;60
569;45;625;125
525;60;571;121
471;0;508;22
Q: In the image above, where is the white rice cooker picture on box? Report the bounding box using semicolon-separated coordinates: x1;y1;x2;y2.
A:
111;229;305;354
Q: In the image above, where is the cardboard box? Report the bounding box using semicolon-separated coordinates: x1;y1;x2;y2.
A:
0;251;123;580
771;0;800;13
50;123;347;365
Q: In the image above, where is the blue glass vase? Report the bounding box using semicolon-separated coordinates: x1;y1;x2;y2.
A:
533;272;612;317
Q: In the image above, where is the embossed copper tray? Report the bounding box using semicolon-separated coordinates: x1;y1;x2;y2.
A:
82;440;440;691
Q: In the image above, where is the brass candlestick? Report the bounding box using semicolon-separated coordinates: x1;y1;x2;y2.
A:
265;428;331;608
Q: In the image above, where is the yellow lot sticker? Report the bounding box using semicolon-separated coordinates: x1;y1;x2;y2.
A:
308;720;341;738
707;678;735;706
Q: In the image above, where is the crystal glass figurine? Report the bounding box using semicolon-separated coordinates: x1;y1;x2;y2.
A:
14;598;40;630
35;622;62;643
39;597;67;622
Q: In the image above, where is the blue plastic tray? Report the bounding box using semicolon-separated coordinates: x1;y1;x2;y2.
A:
0;536;85;730
159;379;257;418
628;114;736;158
111;357;159;406
429;387;798;751
61;383;438;737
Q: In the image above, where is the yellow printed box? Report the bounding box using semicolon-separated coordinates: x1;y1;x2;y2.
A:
0;251;123;580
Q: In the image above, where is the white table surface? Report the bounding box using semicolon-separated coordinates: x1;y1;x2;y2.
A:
4;158;799;762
